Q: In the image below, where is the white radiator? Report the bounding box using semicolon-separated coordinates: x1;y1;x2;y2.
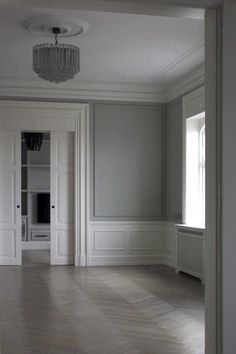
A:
177;227;204;282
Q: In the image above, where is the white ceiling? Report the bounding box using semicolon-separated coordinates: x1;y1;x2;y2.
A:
0;5;204;94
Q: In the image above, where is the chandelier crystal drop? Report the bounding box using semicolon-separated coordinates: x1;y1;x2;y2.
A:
24;132;43;151
33;27;80;83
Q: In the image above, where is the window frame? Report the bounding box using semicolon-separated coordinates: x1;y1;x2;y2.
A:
182;86;205;227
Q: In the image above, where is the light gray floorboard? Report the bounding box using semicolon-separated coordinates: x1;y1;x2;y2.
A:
0;250;204;354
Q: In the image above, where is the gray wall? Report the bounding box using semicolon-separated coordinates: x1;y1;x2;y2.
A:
89;100;183;222
91;103;164;220
166;98;182;222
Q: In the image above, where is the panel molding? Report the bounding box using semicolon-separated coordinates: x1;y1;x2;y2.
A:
130;231;162;250
88;221;165;266
93;103;162;218
93;230;126;251
87;221;205;273
166;98;182;220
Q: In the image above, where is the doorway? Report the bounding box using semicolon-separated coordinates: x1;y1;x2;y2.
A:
0;102;88;268
21;131;51;266
21;130;75;266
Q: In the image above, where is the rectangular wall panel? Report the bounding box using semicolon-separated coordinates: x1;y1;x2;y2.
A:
94;231;125;251
88;222;164;266
130;231;162;250
94;104;162;218
166;99;182;221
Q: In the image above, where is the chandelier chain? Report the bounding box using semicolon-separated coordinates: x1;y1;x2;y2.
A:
52;27;60;45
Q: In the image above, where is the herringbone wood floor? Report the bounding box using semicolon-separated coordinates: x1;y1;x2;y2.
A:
0;251;204;354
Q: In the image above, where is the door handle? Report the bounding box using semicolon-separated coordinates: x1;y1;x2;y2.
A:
17;205;20;208
52;205;55;209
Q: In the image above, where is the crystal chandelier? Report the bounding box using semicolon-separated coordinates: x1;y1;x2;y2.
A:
33;27;80;83
24;132;43;151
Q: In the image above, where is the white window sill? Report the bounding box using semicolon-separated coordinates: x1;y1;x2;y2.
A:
175;223;205;232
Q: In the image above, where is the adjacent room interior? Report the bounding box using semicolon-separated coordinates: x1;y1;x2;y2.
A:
21;132;51;265
0;4;206;354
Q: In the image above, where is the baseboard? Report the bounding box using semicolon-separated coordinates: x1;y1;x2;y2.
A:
75;255;87;266
51;256;74;265
87;255;164;266
22;241;50;250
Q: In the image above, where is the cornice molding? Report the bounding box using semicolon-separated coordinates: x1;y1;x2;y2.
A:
165;65;205;102
0;77;165;103
157;41;204;78
0;66;205;104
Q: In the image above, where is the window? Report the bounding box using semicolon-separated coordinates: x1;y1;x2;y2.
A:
185;112;205;227
199;123;205;226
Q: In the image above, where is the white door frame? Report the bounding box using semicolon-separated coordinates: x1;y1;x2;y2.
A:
205;9;221;354
0;101;90;267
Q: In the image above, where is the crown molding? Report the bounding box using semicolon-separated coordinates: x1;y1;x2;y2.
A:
0;66;205;104
157;41;204;78
0;76;165;103
165;65;205;102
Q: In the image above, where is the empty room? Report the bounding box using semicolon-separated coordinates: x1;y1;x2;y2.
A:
0;1;228;354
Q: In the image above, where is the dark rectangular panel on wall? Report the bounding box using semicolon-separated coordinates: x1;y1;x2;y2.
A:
94;103;162;218
166;99;182;221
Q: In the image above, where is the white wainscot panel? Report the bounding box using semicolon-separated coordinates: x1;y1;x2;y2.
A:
0;230;16;257
88;222;164;266
94;231;125;251
57;230;74;257
130;231;162;251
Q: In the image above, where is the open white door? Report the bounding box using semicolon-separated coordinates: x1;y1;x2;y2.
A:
51;132;75;265
0;131;21;265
